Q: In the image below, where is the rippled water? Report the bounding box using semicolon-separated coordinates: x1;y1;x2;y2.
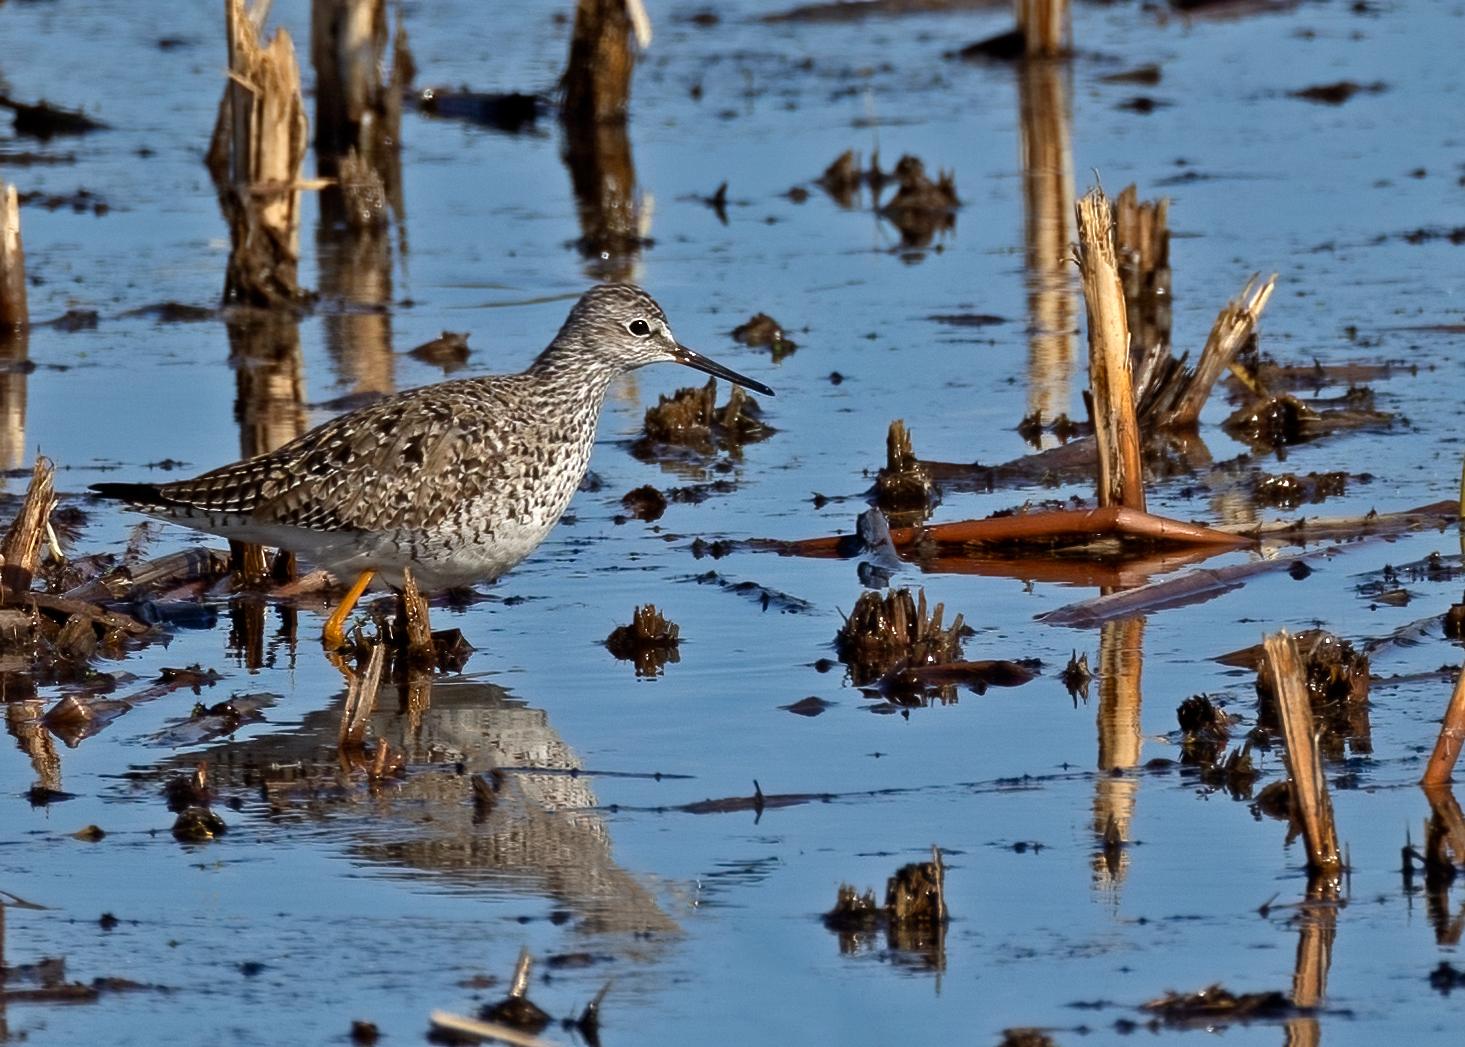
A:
3;0;1465;1043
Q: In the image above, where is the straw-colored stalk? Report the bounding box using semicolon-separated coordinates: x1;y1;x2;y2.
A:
1264;630;1342;875
427;1011;559;1047
1162;274;1277;428
339;641;385;746
561;0;639;125
1422;662;1465;787
212;0;308;305
0;456;55;605
0;184;25;329
1075;187;1145;511
1016;0;1070;58
399;565;433;658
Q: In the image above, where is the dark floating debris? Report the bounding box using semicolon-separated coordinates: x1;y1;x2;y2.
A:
872;420;940;526
0;94;109;139
1429;961;1465;995
16;187;109;215
407;330;471;371
171;805;227;843
1101;63;1163;85
1250;470;1348;509
701;180;729;223
1290;80;1386;105
1116;96;1171;114
1222;387;1391;449
1177;694;1231;761
1139;984;1301;1028
620;484;668;522
412;87;546;133
732;312;798;361
998;1031;1058;1047
1176;695;1256;797
477;949;551;1032
119;300;218;323
1224;628;1371;759
691;570;814;614
782;695;835;716
636;377;773;459
824;845;948;966
605;604;681;678
836;587;985;706
928;311;1006;328
948;28;1025;63
766;0;997;23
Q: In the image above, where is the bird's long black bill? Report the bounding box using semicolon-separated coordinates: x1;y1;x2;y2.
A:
673;342;775;397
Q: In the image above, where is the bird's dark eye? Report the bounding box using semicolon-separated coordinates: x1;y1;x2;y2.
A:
627;319;652;337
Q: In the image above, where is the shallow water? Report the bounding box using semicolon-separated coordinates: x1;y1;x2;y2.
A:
4;0;1465;1043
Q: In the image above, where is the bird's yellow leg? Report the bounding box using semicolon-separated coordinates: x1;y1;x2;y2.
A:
322;570;375;650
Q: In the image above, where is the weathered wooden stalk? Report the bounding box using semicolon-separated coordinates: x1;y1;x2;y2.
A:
561;0;649;125
209;0;309;308
1422;663;1465;787
1161;274;1276;429
1114;184;1170;361
310;0;387;162
0;184;26;330
1075;186;1145;511
1016;0;1070;59
0;456;56;605
1263;629;1343;876
339;641;386;746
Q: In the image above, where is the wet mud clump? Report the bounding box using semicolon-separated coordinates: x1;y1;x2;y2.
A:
1291;80;1387;105
997;1032;1058;1047
823;847;948;965
477;950;552;1033
1222;386;1391;449
871;420;940;525
1177;695;1230;765
635;377;773;459
1230;629;1371;758
835;587;969;692
171;805;227;842
1250;470;1349;509
620;484;668;521
1176;695;1256;798
732;312;797;361
1139;984;1301;1029
0;94;109;138
407;330;471;371
605;604;681;677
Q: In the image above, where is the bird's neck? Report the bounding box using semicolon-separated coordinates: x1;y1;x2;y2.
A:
525;341;624;402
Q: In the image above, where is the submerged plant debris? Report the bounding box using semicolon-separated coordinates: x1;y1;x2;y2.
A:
635;377;774;459
604;604;681;677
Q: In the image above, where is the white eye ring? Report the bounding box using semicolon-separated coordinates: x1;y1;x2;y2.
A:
626;319;653;337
